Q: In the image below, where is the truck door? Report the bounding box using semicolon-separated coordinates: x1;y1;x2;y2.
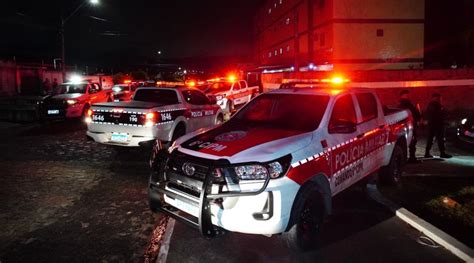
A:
182;90;210;131
326;94;362;195
239;80;251;103
354;92;389;174
231;82;243;105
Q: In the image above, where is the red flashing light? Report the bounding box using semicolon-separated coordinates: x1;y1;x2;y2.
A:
187;81;196;87
87;109;93;116
124;79;132;84
228;75;237;82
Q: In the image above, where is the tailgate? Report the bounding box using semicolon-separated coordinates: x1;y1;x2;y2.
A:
90;103;154;126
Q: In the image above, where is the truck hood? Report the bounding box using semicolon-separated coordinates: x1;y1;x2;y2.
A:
92;101;162;109
178;123;313;163
51;93;83;100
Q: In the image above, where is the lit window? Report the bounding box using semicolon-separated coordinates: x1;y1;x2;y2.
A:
286;17;290;25
274;3;277;8
268;8;272;14
280;0;283;4
287;45;290;52
275;50;278;56
269;52;272;58
280;48;283;54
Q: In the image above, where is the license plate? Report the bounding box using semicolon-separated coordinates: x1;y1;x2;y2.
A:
110;133;128;142
47;110;59;115
165;195;199;217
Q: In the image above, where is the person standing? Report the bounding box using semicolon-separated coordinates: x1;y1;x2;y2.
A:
424;93;452;158
52;78;59;93
399;90;421;162
42;78;51;95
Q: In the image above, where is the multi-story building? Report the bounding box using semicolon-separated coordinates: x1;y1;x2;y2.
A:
255;0;425;72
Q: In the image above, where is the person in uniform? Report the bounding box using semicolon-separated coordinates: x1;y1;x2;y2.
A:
424;93;452;158
398;90;421;163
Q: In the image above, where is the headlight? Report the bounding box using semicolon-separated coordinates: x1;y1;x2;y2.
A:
66;99;78;105
461;118;467;125
235;165;268;180
232;155;291;181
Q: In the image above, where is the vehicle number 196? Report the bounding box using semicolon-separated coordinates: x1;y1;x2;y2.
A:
129;115;138;122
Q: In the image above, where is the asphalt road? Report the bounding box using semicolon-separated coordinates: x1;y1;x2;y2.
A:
165;187;461;263
0;120;166;262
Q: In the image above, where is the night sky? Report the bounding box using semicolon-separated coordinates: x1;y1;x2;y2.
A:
1;0;262;69
1;0;473;70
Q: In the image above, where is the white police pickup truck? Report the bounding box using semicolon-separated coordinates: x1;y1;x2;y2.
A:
86;87;223;147
148;84;413;250
204;78;259;114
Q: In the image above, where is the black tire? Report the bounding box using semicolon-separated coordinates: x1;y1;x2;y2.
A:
226;101;234;114
148;186;161;213
216;114;224;125
379;144;405;186
163;123;186;148
82;104;91;118
282;187;325;252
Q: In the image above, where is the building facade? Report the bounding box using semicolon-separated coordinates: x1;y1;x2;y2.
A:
255;0;425;72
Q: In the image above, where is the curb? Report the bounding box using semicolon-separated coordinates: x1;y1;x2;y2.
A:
366;184;474;262
156;218;175;263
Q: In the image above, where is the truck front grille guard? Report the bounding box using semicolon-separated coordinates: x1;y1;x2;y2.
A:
150;150;271;238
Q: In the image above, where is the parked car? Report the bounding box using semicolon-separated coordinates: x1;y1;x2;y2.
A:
457;115;474;144
111;84;137;102
148;85;413;251
86;87;224;147
204;78;259;114
42;80;113;119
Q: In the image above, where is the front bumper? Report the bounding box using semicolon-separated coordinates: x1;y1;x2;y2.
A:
148;150;299;236
86;130;155;147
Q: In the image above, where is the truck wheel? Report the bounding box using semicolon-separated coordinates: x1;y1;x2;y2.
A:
226;101;234;114
82;104;91;119
163;123;186;149
216;114;224;125
282;188;324;251
379;144;405;186
148;190;160;213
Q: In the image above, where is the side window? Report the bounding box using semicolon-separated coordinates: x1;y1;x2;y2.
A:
182;90;194;104
356;93;378;123
232;82;241;91
190;90;210;105
239;81;247;89
329;95;357;128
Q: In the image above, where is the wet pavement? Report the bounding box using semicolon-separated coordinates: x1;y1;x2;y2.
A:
0;120;165;262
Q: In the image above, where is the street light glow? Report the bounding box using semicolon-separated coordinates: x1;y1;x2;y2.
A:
90;0;99;5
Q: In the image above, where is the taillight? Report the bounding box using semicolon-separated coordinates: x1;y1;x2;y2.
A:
145;112;159;127
85;109;93;124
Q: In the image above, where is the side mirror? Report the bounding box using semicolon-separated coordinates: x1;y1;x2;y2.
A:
208;96;217;104
328;120;357;134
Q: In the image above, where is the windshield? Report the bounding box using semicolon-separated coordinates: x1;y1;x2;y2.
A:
204;82;233;93
230;94;330;132
53;84;87;94
133;89;179;104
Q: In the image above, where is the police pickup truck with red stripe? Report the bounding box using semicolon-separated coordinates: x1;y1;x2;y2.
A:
148;85;413;250
86;87;223;147
204;78;259;114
